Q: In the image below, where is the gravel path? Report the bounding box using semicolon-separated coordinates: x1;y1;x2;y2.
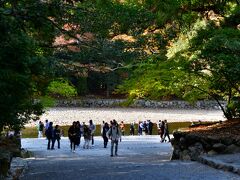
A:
26;107;225;127
20;136;239;180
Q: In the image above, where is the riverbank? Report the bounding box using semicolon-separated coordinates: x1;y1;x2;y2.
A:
26;107;225;127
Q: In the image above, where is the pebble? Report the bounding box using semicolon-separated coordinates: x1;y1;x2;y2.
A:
26;107;225;127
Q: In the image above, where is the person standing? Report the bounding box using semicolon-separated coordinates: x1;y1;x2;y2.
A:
44;119;49;138
100;121;105;135
102;122;110;148
46;122;54;150
138;121;143;135
107;120;122;157
89;120;96;147
142;121;148;135
68;122;78;152
158;120;162;135
53;125;61;149
130;122;135;135
37;121;44;138
119;121;125;136
148;120;153;135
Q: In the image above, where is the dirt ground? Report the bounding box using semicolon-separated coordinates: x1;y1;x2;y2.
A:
185;119;240;140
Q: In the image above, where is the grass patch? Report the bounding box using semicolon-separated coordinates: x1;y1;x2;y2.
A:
21;122;194;138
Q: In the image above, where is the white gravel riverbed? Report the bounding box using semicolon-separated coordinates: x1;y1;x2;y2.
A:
26;107;225;127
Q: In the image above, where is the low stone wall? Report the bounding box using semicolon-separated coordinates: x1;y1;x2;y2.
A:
55;99;226;110
171;130;240;161
0;136;21;178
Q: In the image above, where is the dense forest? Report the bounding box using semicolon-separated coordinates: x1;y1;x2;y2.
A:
0;0;239;132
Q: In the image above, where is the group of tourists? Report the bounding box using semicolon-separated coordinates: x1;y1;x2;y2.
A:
137;120;154;135
68;120;96;152
39;120;62;150
37;118;170;156
67;119;122;156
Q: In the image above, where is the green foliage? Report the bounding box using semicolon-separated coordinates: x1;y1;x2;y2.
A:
47;79;77;98
0;0;73;132
76;77;88;95
1;0;239;134
116;0;240;120
0;12;44;132
38;96;56;108
118;98;135;107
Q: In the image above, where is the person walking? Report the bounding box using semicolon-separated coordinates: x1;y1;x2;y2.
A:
107;120;122;157
83;124;91;149
162;120;170;143
159;120;165;142
53;125;61;149
89;120;96;147
102;122;110;148
68;122;78;152
46;122;54;150
75;121;81;147
37;121;44;138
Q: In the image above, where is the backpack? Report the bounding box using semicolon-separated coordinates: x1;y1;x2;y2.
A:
109;126;119;136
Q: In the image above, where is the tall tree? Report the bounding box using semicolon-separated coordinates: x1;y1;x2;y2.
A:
0;0;73;132
117;0;240;120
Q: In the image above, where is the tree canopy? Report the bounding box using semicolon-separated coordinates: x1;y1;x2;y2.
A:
117;0;240;119
0;0;239;132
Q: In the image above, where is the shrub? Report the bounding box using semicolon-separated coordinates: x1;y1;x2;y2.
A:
47;79;77;98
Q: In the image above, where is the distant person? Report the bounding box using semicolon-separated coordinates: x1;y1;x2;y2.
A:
68;122;78;152
162;120;170;143
89;120;96;147
53;125;61;149
160;120;165;141
46;122;54;150
102;122;110;148
101;121;105;135
119;121;125;136
107;120;122;157
130;122;135;135
138;121;143;135
83;124;91;149
37;121;44;138
148;120;153;135
75;121;81;147
44;119;49;137
158;120;162;134
142;121;148;135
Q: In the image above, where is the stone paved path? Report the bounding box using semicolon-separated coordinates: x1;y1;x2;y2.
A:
20;136;239;180
26;108;225;127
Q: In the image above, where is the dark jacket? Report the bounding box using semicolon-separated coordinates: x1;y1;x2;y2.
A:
46;126;53;139
102;125;110;138
68;126;77;140
53;128;61;140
